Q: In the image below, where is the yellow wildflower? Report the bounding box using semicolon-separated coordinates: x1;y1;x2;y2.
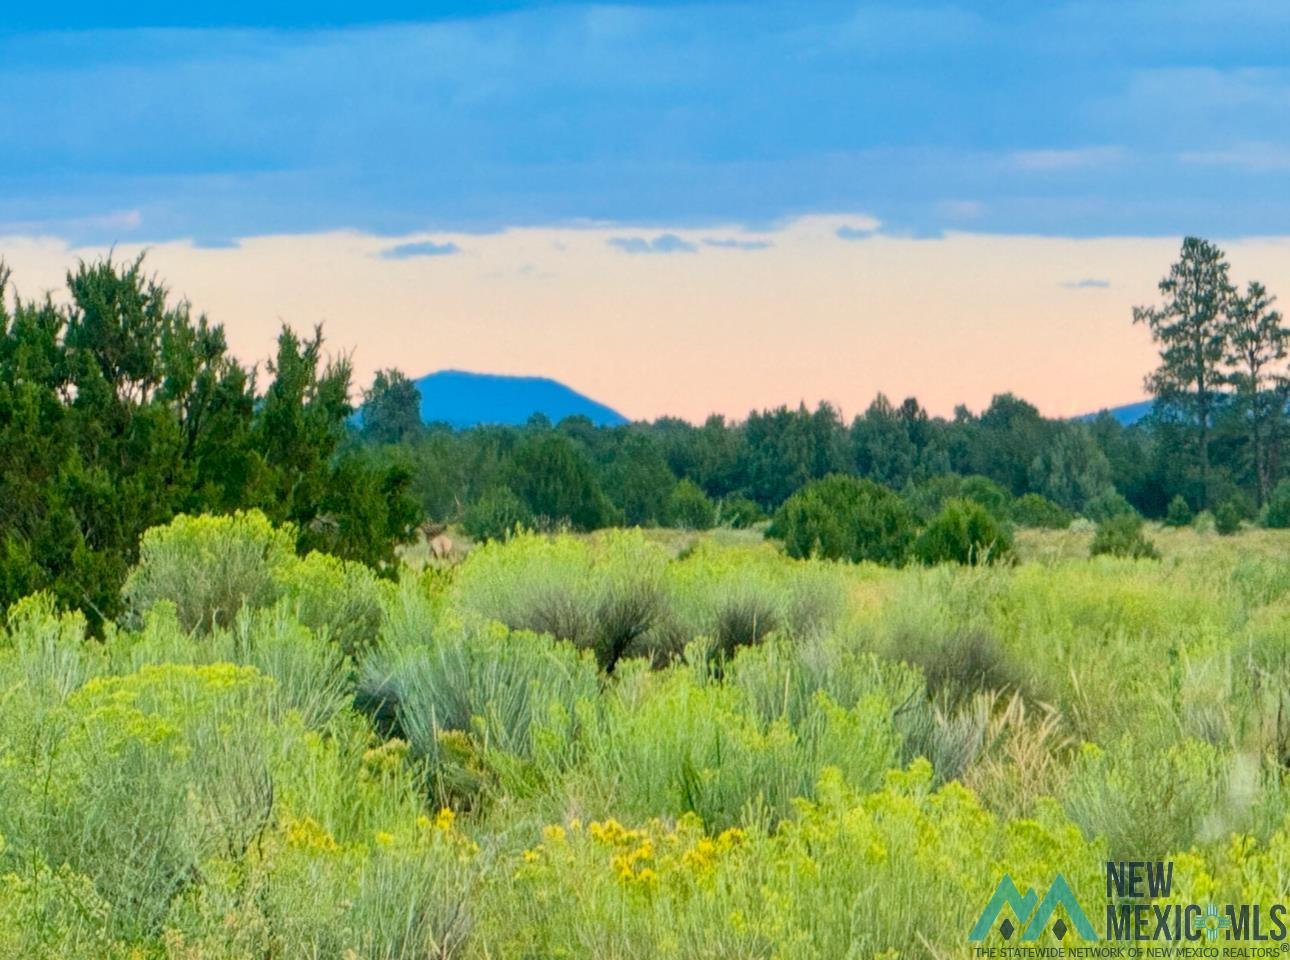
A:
434;807;455;832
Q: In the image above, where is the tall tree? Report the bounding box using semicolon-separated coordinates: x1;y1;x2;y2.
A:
0;257;419;624
1134;237;1235;507
360;368;423;445
1223;281;1287;504
851;393;917;487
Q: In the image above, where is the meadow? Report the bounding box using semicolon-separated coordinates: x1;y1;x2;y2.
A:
3;512;1290;958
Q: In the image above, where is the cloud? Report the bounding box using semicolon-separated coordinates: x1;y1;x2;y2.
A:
191;237;240;250
379;240;462;259
702;237;772;250
1061;278;1111;289
1180;142;1290;171
5;11;1290;242
937;200;986;220
1006;147;1125;172
607;233;697;254
835;224;876;241
0;208;142;238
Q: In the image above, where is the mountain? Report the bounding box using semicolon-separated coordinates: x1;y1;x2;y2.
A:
1075;400;1152;426
412;369;628;428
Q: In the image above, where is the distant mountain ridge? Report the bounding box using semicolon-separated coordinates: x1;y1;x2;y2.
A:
408;369;1150;430
412;369;628;428
1074;400;1152;426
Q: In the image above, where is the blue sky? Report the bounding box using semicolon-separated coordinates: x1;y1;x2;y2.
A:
4;1;1289;246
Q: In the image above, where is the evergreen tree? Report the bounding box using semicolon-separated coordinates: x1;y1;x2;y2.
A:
360;368;423;445
1223;281;1287;504
1134;237;1235;507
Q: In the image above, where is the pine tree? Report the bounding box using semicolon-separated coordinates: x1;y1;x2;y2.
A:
1223;281;1287;505
1134;237;1235;507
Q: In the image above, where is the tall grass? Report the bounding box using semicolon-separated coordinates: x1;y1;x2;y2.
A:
7;520;1290;954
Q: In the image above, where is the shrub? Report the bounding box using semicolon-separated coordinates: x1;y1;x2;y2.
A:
904;474;1010;522
1063;736;1224;859
1090;513;1159;559
914;499;1014;566
584;665;899;830
462;486;532;542
450;531;679;671
122;511;296;633
505;433;615;530
221;603;352;729
1214;500;1242;536
273;550;389;655
1263;480;1290;529
1082;489;1135;523
1164;494;1193;527
718;496;765;529
30;664;274;939
359;616;599;805
664;480;716;531
958;475;1013;517
665;542;846;660
769;474;917;565
1010;493;1072;529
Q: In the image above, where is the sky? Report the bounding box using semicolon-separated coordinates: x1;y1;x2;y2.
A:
2;1;1289;421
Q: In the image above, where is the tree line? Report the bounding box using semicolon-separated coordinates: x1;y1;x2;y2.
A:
357;236;1284;538
0;238;1281;623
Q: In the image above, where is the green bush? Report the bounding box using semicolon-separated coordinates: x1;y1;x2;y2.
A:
718;496;766;529
664;479;716;531
1263;480;1290;528
1164;494;1193;527
1090;513;1159;559
359;612;599;805
450;531;679;672
505;433;615;530
665;542;845;669
913;499;1014;566
122;511;295;633
274;550;389;655
122;513;386;654
769;475;917;565
904;474;1010;522
1083;489;1136;523
958;475;1013;517
1063;736;1224;859
1214;500;1242;536
462;486;532;542
584;664;899;830
1009;493;1072;529
31;664;274;940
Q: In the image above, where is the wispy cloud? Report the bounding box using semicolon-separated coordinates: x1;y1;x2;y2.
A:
1061;278;1111;289
0;208;142;237
607;233;697;254
1006;146;1125;172
191;237;240;250
835;224;876;241
703;237;772;251
938;200;986;220
379;240;462;259
1180;142;1290;171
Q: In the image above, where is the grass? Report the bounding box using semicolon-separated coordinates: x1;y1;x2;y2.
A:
7;518;1290;955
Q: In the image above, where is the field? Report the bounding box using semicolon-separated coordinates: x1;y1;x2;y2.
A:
4;512;1290;957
